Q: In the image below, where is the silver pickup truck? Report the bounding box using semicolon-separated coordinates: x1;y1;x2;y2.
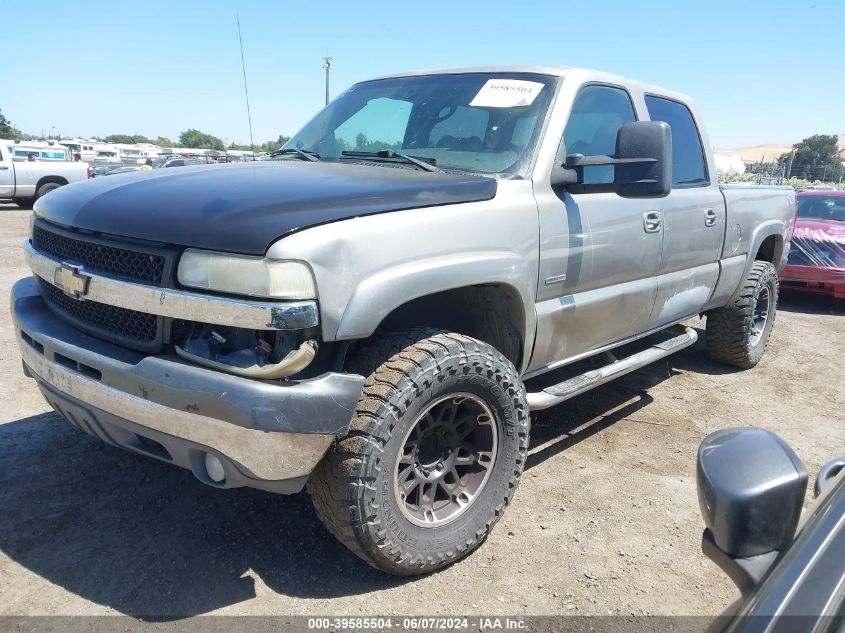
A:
0;141;90;208
10;66;795;575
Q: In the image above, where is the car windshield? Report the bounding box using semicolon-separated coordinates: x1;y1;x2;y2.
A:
797;195;845;222
282;72;557;176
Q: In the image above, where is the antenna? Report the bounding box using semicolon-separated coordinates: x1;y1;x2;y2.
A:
236;14;256;159
322;56;333;105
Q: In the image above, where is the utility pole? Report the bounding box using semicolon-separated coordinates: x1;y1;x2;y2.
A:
322;56;333;105
785;149;796;180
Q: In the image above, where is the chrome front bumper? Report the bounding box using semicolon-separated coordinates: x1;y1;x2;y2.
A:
11;277;363;494
23;239;318;330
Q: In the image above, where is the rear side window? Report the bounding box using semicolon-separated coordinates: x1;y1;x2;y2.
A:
563;84;637;185
645;95;708;186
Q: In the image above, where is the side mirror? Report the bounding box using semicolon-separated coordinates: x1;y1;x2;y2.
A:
697;427;807;595
613;121;672;198
551;121;672;198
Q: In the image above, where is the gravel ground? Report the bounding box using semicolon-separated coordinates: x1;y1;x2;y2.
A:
0;201;842;619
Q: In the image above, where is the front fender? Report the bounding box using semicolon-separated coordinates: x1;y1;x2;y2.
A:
336;251;534;342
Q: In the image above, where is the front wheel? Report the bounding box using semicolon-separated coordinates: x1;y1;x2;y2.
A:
706;260;779;369
12;197;35;209
307;328;530;575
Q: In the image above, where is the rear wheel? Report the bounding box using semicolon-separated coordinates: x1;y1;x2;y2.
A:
307;328;530;575
706;260;779;369
35;182;62;200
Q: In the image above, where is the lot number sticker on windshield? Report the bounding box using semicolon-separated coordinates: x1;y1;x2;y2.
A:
469;79;544;108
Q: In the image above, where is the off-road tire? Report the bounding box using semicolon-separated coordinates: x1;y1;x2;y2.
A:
307;328;530;575
706;260;779;369
13;197;35;209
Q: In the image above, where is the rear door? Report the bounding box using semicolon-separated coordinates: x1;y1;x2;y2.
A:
644;95;725;325
0;147;13;197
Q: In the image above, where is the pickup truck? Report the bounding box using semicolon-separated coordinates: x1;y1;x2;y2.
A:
0;141;90;208
10;66;795;576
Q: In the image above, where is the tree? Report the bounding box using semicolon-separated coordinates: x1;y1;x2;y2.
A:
178;129;225;151
229;135;291;154
104;134;151;144
259;134;290;153
154;136;174;147
780;134;843;180
0;108;23;140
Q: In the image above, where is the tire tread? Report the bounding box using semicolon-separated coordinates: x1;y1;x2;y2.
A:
307;327;529;575
706;260;778;369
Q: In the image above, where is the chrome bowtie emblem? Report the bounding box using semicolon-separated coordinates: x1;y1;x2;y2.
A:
54;263;90;299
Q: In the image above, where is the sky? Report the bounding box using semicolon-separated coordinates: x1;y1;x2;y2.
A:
4;0;843;149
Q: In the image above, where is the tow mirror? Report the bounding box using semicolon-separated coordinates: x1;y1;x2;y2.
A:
697;427;807;596
552;121;672;198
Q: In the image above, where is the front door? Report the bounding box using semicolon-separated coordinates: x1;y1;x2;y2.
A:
530;84;663;372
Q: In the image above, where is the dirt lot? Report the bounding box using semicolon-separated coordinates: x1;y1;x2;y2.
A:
0;201;842;619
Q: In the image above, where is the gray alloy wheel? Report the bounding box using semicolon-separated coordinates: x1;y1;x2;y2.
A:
394;392;498;527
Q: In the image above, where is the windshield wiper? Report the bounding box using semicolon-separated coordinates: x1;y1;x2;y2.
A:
341;150;440;172
271;148;321;162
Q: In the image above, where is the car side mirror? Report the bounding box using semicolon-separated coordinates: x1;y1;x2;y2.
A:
697;427;807;595
550;121;672;198
613;121;672;198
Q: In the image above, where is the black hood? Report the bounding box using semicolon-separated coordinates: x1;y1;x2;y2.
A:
35;161;498;255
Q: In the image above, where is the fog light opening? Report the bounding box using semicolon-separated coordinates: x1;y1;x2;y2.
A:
204;452;226;483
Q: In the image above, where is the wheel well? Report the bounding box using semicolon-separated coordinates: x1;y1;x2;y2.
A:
755;234;781;263
35;176;68;192
364;284;525;368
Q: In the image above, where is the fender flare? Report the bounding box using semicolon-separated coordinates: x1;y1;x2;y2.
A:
730;220;786;301
335;251;536;365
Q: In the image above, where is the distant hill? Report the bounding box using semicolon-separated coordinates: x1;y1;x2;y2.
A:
715;134;845;163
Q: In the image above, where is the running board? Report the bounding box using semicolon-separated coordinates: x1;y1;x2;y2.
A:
526;326;698;411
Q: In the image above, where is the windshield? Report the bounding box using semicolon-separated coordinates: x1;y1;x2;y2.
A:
797;195;845;222
282;72;557;175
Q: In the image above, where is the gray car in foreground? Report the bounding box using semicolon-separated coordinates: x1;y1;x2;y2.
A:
11;66;795;574
698;428;844;633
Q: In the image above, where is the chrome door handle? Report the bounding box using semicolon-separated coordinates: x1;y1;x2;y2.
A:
704;208;718;227
643;211;663;233
0;166;9;170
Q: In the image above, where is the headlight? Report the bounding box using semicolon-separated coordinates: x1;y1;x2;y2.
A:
29;213;36;237
177;249;317;300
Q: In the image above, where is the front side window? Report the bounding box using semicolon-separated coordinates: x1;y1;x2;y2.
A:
284;72;556;175
645;95;708;186
562;84;637;185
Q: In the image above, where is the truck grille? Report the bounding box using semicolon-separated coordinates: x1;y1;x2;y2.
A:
32;224;167;285
40;281;160;346
31;221;172;352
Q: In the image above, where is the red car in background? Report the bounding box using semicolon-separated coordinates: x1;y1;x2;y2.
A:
780;190;845;299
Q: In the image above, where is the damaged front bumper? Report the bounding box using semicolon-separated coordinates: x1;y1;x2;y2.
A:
11;277;364;494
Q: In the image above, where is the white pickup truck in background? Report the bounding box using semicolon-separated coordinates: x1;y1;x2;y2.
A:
0;141;90;208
